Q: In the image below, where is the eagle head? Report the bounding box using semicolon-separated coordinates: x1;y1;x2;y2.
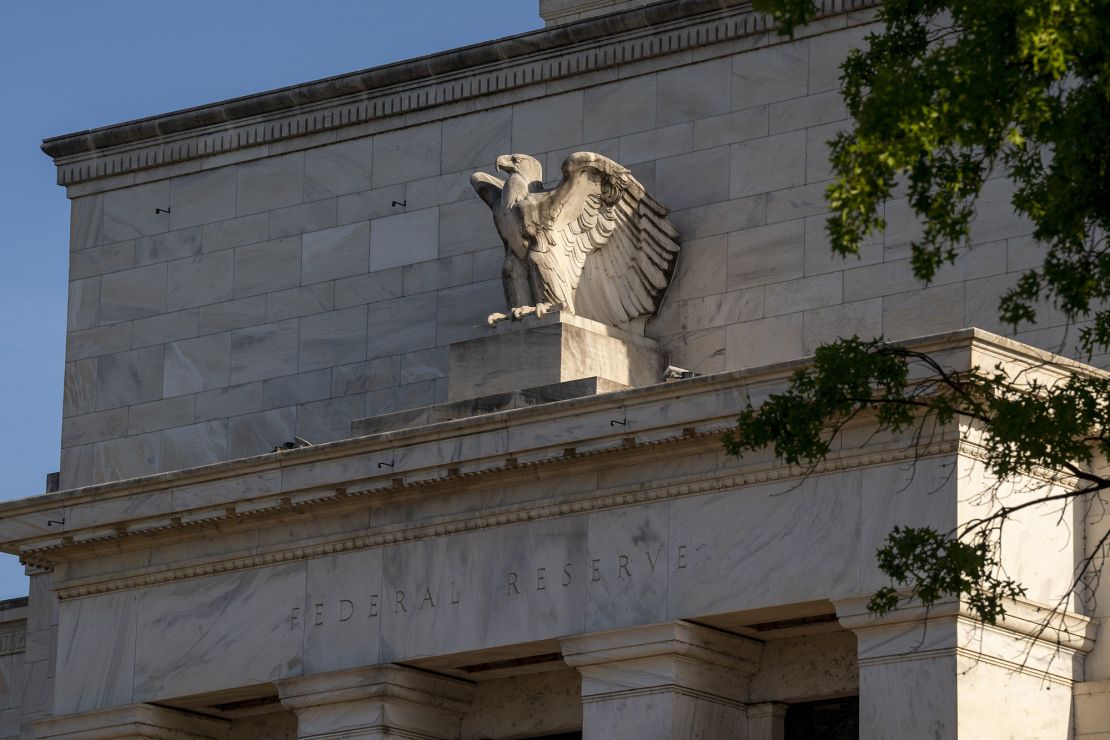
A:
496;154;543;186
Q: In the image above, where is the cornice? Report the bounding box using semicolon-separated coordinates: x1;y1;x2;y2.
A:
40;0;880;187
0;326;1087;521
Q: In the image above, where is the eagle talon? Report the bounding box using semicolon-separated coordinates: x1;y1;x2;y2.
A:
511;305;536;320
487;312;508;327
534;302;557;318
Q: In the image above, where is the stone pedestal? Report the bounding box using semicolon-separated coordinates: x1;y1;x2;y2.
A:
562;621;762;740
276;665;473;739
835;597;1092;740
33;704;229;739
448;312;661;402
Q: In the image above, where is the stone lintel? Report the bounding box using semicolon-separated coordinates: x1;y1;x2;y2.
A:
33;703;229;740
276;665;473;739
448;312;661;401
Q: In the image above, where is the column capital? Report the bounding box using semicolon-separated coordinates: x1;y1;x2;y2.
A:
562;620;762;738
562;619;763;677
276;664;473;739
33;704;229;740
833;595;1094;657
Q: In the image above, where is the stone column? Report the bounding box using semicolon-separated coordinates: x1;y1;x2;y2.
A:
33;703;229;739
746;702;787;740
561;621;763;740
21;567;58;735
835;596;1093;740
276;665;473;739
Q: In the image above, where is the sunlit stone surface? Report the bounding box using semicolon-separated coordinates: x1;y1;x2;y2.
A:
1;0;1107;738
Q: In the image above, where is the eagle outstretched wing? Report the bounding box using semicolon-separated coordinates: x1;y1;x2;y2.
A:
521;152;681;329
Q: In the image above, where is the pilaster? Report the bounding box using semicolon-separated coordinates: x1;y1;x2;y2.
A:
835;596;1093;740
276;665;473;739
561;620;763;740
1074;679;1110;739
32;703;228;740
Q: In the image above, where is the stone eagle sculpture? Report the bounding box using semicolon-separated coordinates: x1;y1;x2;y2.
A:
470;152;681;330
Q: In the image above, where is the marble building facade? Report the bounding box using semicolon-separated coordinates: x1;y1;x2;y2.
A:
0;0;1107;737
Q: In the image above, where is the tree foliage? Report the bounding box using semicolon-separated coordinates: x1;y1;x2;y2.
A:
730;0;1110;622
758;0;1110;350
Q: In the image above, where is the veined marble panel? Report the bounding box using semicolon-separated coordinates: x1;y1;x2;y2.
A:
391;431;510;477
857;456;956;591
379;516;588;662
959;456;1079;607
858;655;957;739
956;652;1073;739
54;591;137;714
133;562;306;701
668;472;863;618
585;503;670;632
302;549;383;674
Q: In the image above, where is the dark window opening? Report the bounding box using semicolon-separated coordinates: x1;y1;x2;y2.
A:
785;696;859;740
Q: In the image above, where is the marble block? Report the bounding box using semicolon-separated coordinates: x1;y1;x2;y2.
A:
447;312;661;401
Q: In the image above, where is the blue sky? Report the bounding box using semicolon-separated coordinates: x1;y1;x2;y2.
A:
0;1;542;599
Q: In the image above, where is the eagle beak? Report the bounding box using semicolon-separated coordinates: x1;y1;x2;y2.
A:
495;155;513;174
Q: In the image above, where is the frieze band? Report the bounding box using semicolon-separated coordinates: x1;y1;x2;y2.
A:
291;544;691;629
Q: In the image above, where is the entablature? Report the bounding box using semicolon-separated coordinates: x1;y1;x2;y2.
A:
0;329;1094;599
